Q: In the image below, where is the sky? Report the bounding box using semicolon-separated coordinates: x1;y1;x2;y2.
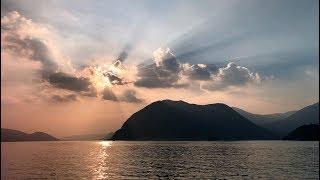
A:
1;0;319;137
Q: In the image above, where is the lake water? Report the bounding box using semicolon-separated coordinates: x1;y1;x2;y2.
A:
1;141;319;179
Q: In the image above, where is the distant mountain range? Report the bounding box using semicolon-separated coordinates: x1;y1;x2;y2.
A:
283;124;319;141
111;100;276;140
232;107;296;126
1;128;59;142
263;103;319;135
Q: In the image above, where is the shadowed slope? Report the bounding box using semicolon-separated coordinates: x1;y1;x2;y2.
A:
112;100;276;140
283;124;319;141
232;107;296;126
264;102;319;135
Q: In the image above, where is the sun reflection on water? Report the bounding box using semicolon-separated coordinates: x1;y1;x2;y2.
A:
95;141;113;179
99;141;113;147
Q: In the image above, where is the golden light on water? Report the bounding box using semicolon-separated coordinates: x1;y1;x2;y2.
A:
99;141;112;147
95;141;113;179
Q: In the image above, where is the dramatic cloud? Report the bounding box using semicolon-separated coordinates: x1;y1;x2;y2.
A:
1;11;79;87
1;11;263;104
51;94;77;103
90;44;134;87
80;64;131;92
104;72;129;85
134;48;187;88
182;63;218;80
48;72;92;92
134;47;261;91
202;62;261;91
1;11;59;77
1;11;138;103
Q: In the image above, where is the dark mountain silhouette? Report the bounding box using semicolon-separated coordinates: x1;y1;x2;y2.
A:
102;132;115;140
283;124;319;141
1;128;59;142
111;100;276;140
232;107;296;126
263;102;319;135
62;133;108;141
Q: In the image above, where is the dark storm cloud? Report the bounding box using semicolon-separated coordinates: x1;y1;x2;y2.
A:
51;94;77;103
48;72;92;92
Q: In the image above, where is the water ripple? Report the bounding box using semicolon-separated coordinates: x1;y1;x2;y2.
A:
1;141;319;179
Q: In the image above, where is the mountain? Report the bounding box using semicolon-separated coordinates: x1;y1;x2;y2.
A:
1;128;59;142
232;107;296;126
264;102;319;135
102;132;114;140
111;100;276;140
283;124;319;141
62;133;108;141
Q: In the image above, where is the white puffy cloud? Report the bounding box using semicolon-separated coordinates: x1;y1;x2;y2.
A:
202;62;261;91
134;47;188;88
134;47;261;91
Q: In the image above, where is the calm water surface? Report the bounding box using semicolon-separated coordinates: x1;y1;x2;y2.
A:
1;141;319;179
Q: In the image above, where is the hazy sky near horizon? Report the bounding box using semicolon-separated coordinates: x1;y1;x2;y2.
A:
1;0;319;137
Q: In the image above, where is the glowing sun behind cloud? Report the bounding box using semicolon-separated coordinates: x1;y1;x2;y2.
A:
79;59;134;93
1;0;318;138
